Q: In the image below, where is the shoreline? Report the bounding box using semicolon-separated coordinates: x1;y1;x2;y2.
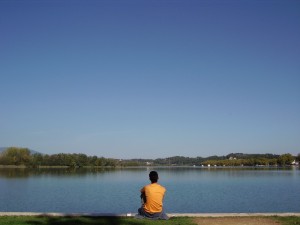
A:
0;165;298;169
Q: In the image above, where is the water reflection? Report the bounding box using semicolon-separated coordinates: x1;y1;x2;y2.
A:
0;166;297;179
0;168;116;178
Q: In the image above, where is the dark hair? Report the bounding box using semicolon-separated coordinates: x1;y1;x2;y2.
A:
149;171;158;183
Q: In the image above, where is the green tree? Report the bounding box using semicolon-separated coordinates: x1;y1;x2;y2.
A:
95;157;106;167
277;153;294;166
268;158;278;166
76;153;88;166
0;147;31;165
31;153;43;167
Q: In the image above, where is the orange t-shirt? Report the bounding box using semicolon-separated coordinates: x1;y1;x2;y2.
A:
141;183;166;213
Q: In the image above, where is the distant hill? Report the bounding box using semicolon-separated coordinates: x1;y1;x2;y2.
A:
0;147;41;155
226;153;280;159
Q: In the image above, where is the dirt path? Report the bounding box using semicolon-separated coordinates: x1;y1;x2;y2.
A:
193;217;281;225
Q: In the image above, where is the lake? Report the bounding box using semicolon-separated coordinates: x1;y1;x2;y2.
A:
0;167;299;214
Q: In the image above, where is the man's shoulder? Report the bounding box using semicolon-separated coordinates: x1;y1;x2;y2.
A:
152;183;166;190
159;184;166;191
144;183;166;189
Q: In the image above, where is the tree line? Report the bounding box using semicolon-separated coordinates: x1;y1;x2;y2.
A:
0;147;118;167
0;147;299;167
148;153;297;166
201;154;294;167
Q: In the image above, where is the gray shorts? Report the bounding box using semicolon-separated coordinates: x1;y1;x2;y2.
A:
137;207;169;220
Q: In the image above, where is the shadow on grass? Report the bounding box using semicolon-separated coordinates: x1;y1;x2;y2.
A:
26;216;130;225
0;215;195;225
25;216;188;225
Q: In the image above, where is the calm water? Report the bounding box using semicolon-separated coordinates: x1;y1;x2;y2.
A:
0;167;299;213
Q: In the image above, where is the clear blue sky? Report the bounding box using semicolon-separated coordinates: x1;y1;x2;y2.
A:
1;0;299;159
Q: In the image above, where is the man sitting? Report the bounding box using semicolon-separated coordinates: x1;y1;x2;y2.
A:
136;171;169;220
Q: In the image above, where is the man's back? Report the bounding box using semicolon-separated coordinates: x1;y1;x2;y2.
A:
141;183;166;213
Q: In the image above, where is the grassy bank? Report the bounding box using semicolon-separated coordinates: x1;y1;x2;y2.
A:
0;216;300;225
277;216;300;225
0;216;194;225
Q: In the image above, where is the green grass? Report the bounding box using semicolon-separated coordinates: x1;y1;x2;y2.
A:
1;216;300;225
0;216;196;225
275;216;300;225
